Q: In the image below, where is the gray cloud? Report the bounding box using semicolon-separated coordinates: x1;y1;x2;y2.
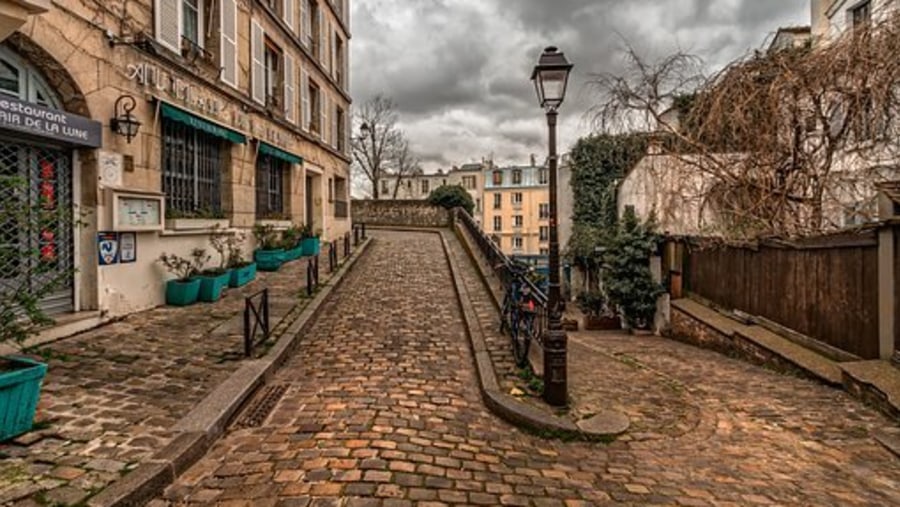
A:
351;0;809;171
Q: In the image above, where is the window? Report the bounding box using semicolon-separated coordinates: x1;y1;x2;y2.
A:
539;169;549;185
539;226;549;242
513;237;523;250
264;39;283;108
512;192;523;207
381;180;390;196
0;48;60;108
182;0;202;47
513;215;523;228
540;248;549;256
539;203;550;219
336;106;346;152
492;170;503;186
493;216;501;231
328;177;334;202
307;0;320;52
335;36;345;87
421;180;430;195
493;193;501;210
308;80;321;134
256;154;286;218
463;176;476;189
155;0;206;53
851;1;871;31
476;198;481;212
162;119;225;215
512;169;522;185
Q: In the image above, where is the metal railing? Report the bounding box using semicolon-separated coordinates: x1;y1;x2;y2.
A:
243;289;270;357
455;209;548;345
344;232;351;258
307;255;319;296
328;240;339;272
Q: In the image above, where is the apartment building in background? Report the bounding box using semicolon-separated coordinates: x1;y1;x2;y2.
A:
381;162;487;225
483;162;550;268
0;0;352;327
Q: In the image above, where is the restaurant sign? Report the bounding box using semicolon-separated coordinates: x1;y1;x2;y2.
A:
0;97;101;147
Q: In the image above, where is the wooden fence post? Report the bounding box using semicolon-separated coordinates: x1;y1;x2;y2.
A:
878;190;897;361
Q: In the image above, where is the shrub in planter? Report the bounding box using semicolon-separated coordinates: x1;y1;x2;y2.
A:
300;224;320;256
158;249;207;306
0;176;83;440
226;231;256;288
601;208;664;331
577;290;621;330
281;224;304;261
253;223;284;271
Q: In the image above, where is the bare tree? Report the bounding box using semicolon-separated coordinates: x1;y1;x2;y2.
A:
391;139;422;199
592;10;900;239
351;95;405;200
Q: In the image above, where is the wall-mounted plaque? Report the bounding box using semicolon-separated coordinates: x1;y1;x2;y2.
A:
110;191;165;232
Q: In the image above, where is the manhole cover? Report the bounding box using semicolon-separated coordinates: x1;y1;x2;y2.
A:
233;383;290;428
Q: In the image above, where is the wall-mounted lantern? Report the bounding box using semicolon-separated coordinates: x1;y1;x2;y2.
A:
110;95;141;143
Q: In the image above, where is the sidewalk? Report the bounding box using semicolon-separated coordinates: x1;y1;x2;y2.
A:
0;251;341;506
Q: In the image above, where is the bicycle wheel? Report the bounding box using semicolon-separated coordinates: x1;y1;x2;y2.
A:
499;292;512;332
511;310;530;368
513;313;535;368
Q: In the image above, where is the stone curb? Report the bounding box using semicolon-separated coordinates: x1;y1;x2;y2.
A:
434;228;627;441
87;238;374;507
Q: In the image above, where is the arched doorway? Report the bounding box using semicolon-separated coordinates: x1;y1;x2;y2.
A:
0;45;75;315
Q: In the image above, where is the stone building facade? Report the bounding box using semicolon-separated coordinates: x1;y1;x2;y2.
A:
0;0;352;329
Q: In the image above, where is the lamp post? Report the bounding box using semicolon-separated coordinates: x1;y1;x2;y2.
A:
531;46;573;407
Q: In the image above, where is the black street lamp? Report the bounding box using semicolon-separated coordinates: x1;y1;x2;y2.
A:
531;46;573;407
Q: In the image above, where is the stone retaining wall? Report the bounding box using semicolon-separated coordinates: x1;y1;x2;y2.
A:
352;200;451;228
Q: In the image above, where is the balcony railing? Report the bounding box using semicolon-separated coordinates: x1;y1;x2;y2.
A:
334;200;349;218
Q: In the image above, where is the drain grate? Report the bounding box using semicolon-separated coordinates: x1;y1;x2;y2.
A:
233;383;290;428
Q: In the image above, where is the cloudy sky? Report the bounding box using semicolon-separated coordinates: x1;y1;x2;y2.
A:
350;0;809;172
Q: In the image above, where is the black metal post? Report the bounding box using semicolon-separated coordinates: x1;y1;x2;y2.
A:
307;258;314;296
543;108;567;407
243;298;251;357
361;223;367;239
354;225;360;246
345;232;351;258
262;289;270;338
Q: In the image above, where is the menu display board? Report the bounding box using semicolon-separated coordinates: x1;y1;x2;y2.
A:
111;192;165;231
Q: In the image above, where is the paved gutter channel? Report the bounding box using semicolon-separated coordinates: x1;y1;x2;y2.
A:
86;238;373;507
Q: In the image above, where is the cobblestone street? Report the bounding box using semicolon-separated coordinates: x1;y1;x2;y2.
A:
153;230;900;506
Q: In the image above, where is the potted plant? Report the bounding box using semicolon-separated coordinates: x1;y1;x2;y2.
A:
198;229;231;302
158;248;207;306
578;290;621;330
300;225;320;257
253;223;283;272
226;231;257;288
280;224;304;262
0;175;85;440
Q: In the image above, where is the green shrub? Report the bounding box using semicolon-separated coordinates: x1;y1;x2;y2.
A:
427;184;474;215
601;208;664;330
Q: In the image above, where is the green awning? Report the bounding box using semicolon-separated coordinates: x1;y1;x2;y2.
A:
259;142;303;165
160;102;246;144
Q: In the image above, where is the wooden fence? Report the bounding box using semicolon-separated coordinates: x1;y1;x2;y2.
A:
677;230;880;359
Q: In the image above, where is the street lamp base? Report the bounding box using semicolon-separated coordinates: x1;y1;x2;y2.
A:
542;328;568;407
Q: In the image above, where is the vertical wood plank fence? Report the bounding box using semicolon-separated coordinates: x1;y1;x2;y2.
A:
678;230;881;359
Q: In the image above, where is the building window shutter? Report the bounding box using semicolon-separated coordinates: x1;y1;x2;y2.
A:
331;29;338;79
283;0;295;32
301;66;310;131
317;8;325;62
321;93;328;141
300;0;308;44
284;54;296;123
220;0;238;87
155;0;182;53
332;101;338;148
251;20;265;105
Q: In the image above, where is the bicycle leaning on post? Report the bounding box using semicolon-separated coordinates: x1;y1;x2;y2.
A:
498;261;539;368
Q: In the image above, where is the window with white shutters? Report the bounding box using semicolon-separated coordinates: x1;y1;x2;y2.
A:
301;66;310;130
317;8;325;63
284;53;295;123
331;100;338;148
331;29;338;79
251;20;265;105
155;0;182;53
220;0;238;87
283;0;295;32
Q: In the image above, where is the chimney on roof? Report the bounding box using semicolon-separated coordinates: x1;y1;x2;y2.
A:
530;154;536;167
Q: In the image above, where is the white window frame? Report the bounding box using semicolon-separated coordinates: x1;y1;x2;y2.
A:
219;0;238;88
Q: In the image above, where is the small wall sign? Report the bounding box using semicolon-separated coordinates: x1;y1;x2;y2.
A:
119;232;137;263
98;232;119;265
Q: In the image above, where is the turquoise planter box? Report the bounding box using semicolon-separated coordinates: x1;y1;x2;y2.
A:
301;237;320;256
254;249;284;271
0;356;48;441
229;263;257;288
165;278;201;306
198;271;231;302
283;246;303;262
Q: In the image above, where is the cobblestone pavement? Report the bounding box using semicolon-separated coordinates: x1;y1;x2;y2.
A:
0;250;334;506
157;230;900;506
